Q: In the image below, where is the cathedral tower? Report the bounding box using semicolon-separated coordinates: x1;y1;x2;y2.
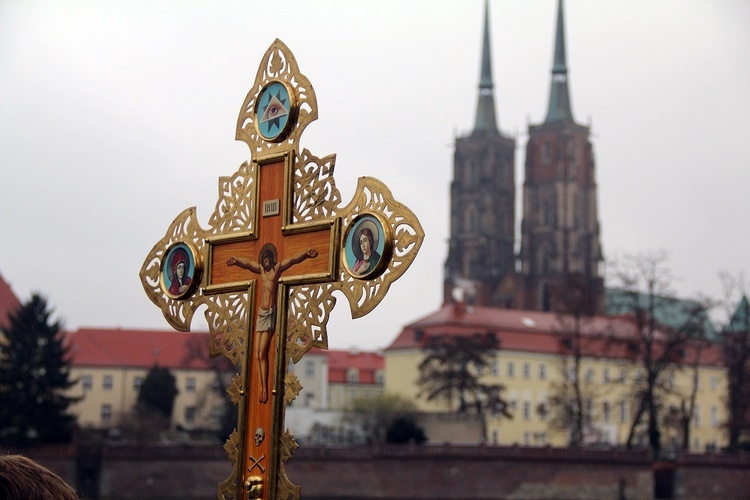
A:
518;0;603;313
444;0;516;307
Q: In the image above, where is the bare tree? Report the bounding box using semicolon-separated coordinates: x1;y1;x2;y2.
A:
548;274;603;446
609;251;710;455
719;272;750;451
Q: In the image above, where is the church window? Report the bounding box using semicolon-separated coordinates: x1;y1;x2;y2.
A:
542;142;551;164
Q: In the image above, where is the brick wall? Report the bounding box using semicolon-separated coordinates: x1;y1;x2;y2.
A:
18;443;750;499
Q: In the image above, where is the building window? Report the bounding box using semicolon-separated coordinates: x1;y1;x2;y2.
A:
524;431;531;445
374;370;385;385
522;363;531;379
133;377;143;392
584;368;594;384
186;377;196;393
476;364;484;376
711;406;719;428
693;405;701;427
82;375;92;391
523;401;531;420
490;360;499;376
103;375;113;391
603;368;610;384
101;404;112;424
619;401;628;423
619;368;627;384
305;361;315;377
539;364;547;380
507;361;515;378
185;406;196;423
305;393;315;407
710;376;718;391
347;368;359;384
603;401;611;423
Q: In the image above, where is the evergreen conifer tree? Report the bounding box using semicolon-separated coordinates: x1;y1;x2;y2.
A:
137;364;178;419
0;293;78;445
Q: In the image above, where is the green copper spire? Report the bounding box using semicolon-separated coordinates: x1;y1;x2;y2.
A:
545;0;574;123
474;0;498;133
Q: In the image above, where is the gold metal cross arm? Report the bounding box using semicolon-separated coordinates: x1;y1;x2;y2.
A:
139;39;424;500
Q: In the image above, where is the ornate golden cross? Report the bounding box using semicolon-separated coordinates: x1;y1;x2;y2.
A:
139;39;423;500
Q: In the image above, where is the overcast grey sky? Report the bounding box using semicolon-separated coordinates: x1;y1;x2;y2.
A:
1;0;748;350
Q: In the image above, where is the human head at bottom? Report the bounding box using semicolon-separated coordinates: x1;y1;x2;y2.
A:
0;454;78;500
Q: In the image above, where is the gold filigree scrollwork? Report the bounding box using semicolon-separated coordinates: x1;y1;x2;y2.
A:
207;161;257;235
276;430;301;499
331;177;424;319
204;292;250;367
235;39;318;157
286;284;336;363
219;429;242;500
292;149;340;223
284;372;302;406
139;207;207;331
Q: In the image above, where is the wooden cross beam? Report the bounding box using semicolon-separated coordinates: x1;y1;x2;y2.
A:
140;39;423;500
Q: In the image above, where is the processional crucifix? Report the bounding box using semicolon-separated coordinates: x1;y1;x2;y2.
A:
139;40;423;499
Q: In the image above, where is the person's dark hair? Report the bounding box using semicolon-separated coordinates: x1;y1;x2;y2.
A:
259;246;276;267
0;454;78;500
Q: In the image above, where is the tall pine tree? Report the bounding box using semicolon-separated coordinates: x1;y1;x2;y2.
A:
0;293;78;445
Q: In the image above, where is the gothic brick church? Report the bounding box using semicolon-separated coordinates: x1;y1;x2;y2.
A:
444;0;604;314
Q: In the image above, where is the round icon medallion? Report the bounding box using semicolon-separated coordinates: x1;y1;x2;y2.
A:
256;81;294;142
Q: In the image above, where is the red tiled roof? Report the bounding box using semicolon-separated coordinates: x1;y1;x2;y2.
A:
327;350;383;384
65;328;225;371
0;272;22;331
307;347;384;384
387;302;724;367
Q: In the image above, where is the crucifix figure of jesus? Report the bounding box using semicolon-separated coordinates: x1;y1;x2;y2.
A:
227;244;318;403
